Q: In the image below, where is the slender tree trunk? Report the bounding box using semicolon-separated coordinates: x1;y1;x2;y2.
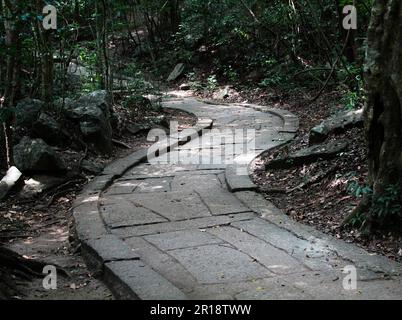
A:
35;0;54;107
95;0;112;92
1;0;22;168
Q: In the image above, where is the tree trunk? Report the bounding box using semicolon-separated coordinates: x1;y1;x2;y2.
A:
1;0;22;168
35;0;54;107
95;0;112;92
364;0;402;227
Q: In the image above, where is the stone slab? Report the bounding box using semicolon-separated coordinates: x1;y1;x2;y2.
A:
124;237;198;290
134;177;173;193
169;244;272;284
196;187;250;215
171;174;221;191
100;197;168;228
231;218;344;271
126;191;212;221
144;229;224;251
113;212;256;237
208;226;307;275
81;234;140;273
105;260;187;300
103;180;141;195
225;165;257;192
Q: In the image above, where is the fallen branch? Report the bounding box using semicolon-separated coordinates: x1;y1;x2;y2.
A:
112;138;131;149
0;166;23;201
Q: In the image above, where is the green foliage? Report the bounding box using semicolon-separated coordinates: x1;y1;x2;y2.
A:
206;74;218;91
122;94;161;118
369;185;402;224
341;90;360;111
186;72;203;91
222;65;238;83
347;179;372;198
346;174;402;228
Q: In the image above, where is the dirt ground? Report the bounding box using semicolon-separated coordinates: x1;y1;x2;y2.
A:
0;107;196;300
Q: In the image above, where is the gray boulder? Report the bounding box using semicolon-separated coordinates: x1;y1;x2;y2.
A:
14;137;66;173
15;98;44;128
33;113;61;145
309;109;363;144
167;63;185;82
67;61;88;78
65;90;113;154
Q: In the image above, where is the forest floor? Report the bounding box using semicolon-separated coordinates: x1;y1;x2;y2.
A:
0;103;196;299
182;83;402;263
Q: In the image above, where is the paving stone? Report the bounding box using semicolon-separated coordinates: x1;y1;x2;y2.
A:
207;226;307;275
234;191;283;217
171;174;221;191
103;180;141;195
105;260;187;300
234;277;310;300
102;149;148;176
113;212;256;237
185;277;306;300
124;237;198;289
197;163;227;170
81;174;114;194
231;218;344;271
225;165;257;192
144;229;223;251
169;244;272;284
196;187;250;215
73;199;108;240
100;196;168;228
127;191;211;221
81;234;139;271
124;163;198;179
134;177;173;193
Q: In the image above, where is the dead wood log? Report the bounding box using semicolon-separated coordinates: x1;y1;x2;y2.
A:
0;166;23;201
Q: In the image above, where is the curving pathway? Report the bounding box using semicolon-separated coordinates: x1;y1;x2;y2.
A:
73;96;402;300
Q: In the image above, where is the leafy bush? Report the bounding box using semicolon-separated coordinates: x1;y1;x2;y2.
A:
369;185;402;225
206;74;218;91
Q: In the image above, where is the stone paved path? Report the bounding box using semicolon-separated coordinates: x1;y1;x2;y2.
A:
75;96;402;300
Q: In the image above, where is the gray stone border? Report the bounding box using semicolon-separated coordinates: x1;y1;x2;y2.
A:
72;103;213;299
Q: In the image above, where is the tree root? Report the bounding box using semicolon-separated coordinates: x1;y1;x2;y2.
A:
341;196;371;230
0;246;69;299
